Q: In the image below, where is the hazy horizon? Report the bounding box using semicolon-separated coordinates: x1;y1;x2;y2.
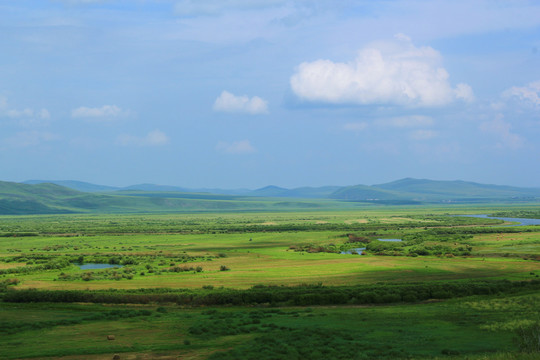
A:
2;1;540;189
17;176;540;191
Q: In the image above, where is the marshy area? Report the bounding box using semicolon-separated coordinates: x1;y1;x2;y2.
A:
1;206;539;359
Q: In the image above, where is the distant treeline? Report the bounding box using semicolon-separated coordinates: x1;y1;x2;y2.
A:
2;280;539;306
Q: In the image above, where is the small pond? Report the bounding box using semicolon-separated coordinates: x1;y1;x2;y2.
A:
459;214;540;227
76;263;123;270
340;248;366;255
340;239;403;255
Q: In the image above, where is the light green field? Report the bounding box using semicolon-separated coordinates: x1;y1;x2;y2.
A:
1;207;539;290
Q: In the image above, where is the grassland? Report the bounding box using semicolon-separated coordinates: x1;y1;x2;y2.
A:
1;204;539;359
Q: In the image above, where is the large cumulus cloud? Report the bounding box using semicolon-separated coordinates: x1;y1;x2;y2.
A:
290;35;474;107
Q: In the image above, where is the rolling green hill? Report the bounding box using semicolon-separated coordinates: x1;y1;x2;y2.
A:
23;180;119;192
331;178;540;202
248;185;342;198
2;178;540;215
0;181;351;215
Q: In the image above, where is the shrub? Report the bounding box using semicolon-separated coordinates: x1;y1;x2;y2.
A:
516;322;540;353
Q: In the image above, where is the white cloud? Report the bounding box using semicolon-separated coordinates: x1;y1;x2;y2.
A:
72;105;128;120
376;115;434;128
216;140;256;154
454;83;475;103
408;129;438;140
479;115;524;149
290;35;473;107
39;109;51;120
343;122;368;132
213;91;268;114
502;80;540;107
174;0;284;17
116;130;169;147
54;0;108;5
4;131;60;148
6;108;34;118
0;96;51;121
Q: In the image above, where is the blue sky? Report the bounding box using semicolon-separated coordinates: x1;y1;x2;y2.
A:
1;0;540;189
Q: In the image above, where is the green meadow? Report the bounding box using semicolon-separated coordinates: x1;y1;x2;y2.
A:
1;205;540;359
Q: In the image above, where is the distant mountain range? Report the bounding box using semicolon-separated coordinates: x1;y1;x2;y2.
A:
23;178;540;200
22;180;340;198
22;180;252;196
331;178;540;203
0;178;537;215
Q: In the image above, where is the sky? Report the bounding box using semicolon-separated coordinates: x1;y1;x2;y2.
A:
1;0;540;189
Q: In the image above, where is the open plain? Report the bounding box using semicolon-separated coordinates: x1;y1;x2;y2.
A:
1;205;540;359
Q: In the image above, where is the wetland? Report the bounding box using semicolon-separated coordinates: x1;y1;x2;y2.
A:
1;205;539;359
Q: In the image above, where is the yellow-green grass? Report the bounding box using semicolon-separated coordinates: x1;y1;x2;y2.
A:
0;262;25;269
0;205;519;235
471;232;540;255
2;207;539;291
7;232;540;290
15;257;539;290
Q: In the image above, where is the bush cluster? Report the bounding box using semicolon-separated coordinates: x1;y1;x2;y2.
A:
2;279;539;306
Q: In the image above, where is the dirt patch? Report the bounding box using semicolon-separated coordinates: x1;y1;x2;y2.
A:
0;262;25;269
344;219;368;224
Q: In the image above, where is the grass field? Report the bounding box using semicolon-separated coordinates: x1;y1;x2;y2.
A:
1;292;539;360
1;204;539;359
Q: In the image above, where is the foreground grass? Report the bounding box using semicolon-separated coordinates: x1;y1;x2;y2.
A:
1;291;539;360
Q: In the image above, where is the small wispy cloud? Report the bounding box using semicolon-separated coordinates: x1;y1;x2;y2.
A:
216;140;256;154
454;83;475;103
39;109;51;119
479;115;524;149
408;129;438;140
116;130;170;147
0;96;51;122
5;108;34;118
72;105;129;120
54;0;108;5
343;122;368;132
174;0;284;17
213;91;268;115
4;131;60;148
502;80;540;106
376;115;434;128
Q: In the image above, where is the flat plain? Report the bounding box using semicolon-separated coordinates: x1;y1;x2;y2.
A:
1;204;539;359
